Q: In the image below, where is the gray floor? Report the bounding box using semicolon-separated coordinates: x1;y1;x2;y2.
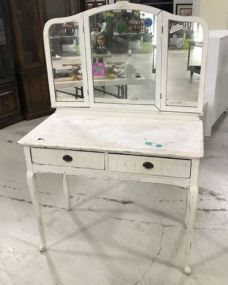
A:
0;113;228;285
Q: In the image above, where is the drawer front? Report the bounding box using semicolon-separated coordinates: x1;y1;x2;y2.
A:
108;154;191;178
31;148;105;170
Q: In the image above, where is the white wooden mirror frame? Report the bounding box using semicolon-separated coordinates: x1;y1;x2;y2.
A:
43;13;90;108
43;1;208;113
161;12;208;113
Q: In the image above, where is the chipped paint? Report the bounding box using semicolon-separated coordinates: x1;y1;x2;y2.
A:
144;138;163;148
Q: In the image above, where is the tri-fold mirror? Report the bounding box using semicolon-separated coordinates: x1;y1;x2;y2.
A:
44;2;207;112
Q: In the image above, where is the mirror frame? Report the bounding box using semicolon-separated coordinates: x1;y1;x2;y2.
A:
43;2;208;114
84;1;162;112
43;13;90;108
161;12;208;114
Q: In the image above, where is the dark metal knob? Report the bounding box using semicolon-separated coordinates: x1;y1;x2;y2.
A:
63;155;73;162
143;161;154;169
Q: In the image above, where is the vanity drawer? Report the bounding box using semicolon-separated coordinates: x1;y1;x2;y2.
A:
108;154;191;178
31;148;105;170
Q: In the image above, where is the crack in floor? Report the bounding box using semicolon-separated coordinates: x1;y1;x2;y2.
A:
2;193;228;231
198;208;228;212
134;224;165;285
87;207;175;227
195;227;228;230
0;194;64;210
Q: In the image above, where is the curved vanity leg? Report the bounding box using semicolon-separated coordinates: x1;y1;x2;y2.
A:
62;174;71;211
27;170;46;252
184;189;190;227
184;159;200;275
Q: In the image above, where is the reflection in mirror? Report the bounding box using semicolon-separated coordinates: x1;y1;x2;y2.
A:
166;20;203;107
89;10;157;104
49;22;84;102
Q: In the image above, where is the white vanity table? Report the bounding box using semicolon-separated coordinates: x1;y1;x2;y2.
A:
18;1;208;275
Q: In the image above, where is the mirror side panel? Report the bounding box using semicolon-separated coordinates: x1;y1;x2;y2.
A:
160;12;208;113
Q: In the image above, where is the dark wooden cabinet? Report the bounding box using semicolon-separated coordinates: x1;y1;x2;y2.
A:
0;82;22;127
84;1;107;10
8;0;83;120
9;0;51;119
44;0;83;19
17;67;51;119
140;1;173;13
0;0;22;128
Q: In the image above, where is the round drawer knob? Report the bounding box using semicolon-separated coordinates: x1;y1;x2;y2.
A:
63;155;73;162
143;161;154;169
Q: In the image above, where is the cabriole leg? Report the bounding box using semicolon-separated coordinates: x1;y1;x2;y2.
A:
184;159;200;275
27;171;46;252
184;188;190;227
62;174;71;211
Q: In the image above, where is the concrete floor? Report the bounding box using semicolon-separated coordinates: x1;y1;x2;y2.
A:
0;113;228;285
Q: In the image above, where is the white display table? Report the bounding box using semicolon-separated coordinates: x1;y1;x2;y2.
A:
204;30;228;136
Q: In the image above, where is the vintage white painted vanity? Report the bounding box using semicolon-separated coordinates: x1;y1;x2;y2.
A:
18;1;208;275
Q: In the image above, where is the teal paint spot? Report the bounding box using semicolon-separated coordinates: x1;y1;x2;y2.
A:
145;141;154;146
144;139;163;148
155;144;162;148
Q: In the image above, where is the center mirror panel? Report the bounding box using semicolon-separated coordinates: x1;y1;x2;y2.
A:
89;10;157;104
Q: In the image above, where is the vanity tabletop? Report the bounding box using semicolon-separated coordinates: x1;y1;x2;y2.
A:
18;110;203;159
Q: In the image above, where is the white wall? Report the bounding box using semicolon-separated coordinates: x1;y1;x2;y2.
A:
110;0;228;29
193;0;200;16
198;0;228;29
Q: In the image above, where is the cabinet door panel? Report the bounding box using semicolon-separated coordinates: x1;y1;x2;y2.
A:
0;0;15;81
45;0;68;20
19;68;51;118
0;90;17;115
0;0;22;127
10;0;43;66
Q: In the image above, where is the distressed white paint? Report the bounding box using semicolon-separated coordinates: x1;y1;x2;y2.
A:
24;147;47;251
31;161;190;188
31;148;105;170
184;158;200;275
108;154;191;178
18;1;208;275
62;174;71;211
18;111;203;159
